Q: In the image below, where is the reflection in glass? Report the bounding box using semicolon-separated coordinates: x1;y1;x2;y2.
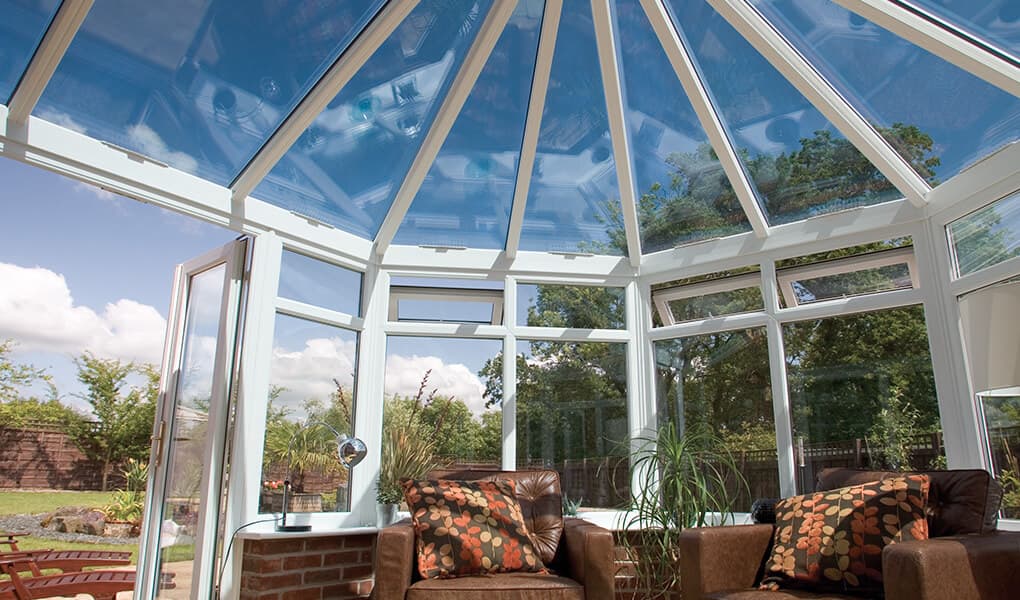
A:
254;0;493;239
35;0;384;185
517;283;625;329
278;250;362;316
519;1;624;255
614;0;750;253
516;341;629;509
0;0;59;103
260;314;359;514
906;0;1020;59
157;264;226;597
789;263;912;304
784;306;942;492
384;337;502;468
654;329;777;505
665;287;763;323
948;190;1020;276
666;0;902;226
980;394;1020;519
395;2;542;249
754;0;1020;185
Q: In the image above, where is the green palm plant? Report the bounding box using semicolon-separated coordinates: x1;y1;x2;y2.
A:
624;423;748;599
377;370;448;504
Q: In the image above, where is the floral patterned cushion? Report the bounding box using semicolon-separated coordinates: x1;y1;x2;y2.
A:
760;474;931;594
401;478;547;579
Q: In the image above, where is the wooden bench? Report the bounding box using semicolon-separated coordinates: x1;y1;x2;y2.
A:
0;562;138;600
1;534;131;576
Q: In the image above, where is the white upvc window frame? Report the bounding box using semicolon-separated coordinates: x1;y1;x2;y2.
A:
775;246;920;308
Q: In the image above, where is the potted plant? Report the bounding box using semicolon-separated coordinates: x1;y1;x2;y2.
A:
623;424;748;599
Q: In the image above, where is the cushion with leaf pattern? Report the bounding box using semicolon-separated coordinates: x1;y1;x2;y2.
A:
401;478;546;579
760;474;930;594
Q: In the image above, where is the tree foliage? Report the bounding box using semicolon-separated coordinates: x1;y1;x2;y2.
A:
0;339;52;402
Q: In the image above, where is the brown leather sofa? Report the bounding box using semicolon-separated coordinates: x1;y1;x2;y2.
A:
371;470;616;600
679;468;1020;600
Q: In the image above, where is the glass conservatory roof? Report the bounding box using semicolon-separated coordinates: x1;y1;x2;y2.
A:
3;0;1019;261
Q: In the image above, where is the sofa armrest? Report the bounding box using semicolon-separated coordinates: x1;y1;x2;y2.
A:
561;517;615;600
371;519;416;600
677;524;774;600
882;532;1020;600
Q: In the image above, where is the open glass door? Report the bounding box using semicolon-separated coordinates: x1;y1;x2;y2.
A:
136;238;249;599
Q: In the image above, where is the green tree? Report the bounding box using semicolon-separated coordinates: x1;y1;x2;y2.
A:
0;398;85;429
0;339;52;402
67;352;158;491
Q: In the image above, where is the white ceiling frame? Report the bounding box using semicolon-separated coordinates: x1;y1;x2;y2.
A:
708;0;931;208
374;3;517;257
230;0;418;201
7;0;93;124
836;0;1020;99
639;0;769;239
592;0;643;267
776;246;918;308
505;0;562;259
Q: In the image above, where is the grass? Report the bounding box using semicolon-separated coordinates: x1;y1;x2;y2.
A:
0;491;116;516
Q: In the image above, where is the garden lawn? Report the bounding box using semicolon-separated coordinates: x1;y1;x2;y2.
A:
0;490;115;516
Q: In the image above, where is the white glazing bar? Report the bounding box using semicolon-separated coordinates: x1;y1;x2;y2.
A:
374;3;516;257
502;276;518;471
592;0;643;266
639;0;769;238
774;287;924;324
708;0;930;207
7;0;93;123
506;0;562;259
231;1;418;200
915;219;990;468
648;312;770;341
275;297;364;331
836;0;1020;99
512;326;631;343
351;264;390;527
760;260;797;496
627;280;657;465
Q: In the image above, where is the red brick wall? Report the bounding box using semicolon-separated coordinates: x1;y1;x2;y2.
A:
240;534;375;600
238;530;664;600
0;425;115;490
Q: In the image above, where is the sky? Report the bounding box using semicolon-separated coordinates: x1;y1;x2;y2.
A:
0;156;497;418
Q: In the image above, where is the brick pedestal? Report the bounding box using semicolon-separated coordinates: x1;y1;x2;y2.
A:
239;534;374;600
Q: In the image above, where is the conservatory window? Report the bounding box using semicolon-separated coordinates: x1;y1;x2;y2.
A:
277;250;363;316
948;190;1020;277
775;241;917;307
388;277;504;325
515;340;629;510
653;328;778;506
651;269;763;326
783;306;943;492
516;283;626;329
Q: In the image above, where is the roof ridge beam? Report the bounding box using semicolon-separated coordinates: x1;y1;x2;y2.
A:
505;0;563;259
231;0;417;202
708;0;931;208
640;0;769;239
592;0;643;267
836;0;1020;99
374;2;516;257
8;0;93;124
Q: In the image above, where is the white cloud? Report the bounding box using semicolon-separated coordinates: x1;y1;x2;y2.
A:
74;181;124;210
126;124;199;174
0;263;166;365
270;337;359;414
36;109;87;134
384;354;487;417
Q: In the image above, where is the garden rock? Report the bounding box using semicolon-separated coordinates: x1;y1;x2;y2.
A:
41;506;107;535
103;522;135;538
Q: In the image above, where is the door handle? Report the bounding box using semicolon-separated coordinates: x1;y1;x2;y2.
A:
152;420;167;467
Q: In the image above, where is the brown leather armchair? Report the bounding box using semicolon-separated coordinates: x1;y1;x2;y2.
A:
372;470;616;600
679;468;1020;600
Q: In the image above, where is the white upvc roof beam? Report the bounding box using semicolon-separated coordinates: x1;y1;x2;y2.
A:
640;0;769;239
592;0;643;268
836;0;1020;99
708;0;931;208
374;2;516;257
230;0;418;201
7;0;93;124
505;0;562;259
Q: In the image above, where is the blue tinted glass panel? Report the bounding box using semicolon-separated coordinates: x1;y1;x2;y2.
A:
667;0;902;226
519;1;624;255
906;1;1020;59
278;250;362;316
254;1;493;240
0;0;59;103
614;0;750;254
754;0;1020;185
949;190;1020;276
394;2;543;249
34;0;384;185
